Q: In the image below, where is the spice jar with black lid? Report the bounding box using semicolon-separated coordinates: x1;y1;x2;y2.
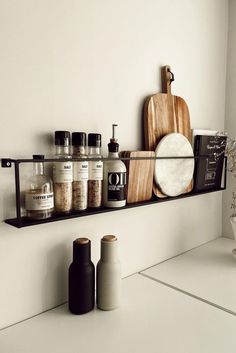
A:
53;131;73;213
88;133;103;208
72;132;88;211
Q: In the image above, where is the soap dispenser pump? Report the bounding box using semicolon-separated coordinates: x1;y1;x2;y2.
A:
102;124;127;208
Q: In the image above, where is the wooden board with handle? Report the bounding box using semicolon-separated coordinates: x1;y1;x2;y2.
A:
143;65;192;198
120;151;155;204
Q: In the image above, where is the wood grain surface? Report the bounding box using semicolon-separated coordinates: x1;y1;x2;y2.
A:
143;65;192;198
121;151;155;204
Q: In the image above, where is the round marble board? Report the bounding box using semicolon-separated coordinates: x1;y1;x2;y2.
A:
154;133;195;197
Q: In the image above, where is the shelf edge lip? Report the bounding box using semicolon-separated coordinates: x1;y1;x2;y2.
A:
4;187;225;229
1;155;226;164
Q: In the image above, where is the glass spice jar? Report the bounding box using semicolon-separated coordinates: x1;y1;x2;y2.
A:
72;132;88;211
88;133;103;208
53;131;73;213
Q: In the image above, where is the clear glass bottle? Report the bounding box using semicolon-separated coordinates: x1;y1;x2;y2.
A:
88;133;103;208
72;132;88;211
53;131;73;213
25;155;54;220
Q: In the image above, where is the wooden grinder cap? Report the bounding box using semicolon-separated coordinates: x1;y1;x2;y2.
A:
75;237;89;245
102;235;117;242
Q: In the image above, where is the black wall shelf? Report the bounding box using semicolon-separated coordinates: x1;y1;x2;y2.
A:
1;156;227;228
4;187;225;228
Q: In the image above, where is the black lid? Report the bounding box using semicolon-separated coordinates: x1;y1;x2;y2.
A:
54;131;70;146
88;133;102;147
33;155;44;160
72;132;86;146
108;142;119;152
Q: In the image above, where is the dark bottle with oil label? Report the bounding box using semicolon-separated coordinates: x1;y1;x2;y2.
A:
103;124;127;207
68;238;95;314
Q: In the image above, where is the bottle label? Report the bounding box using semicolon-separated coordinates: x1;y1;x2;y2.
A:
89;161;103;180
73;161;88;181
53;161;73;183
25;192;54;211
107;172;126;201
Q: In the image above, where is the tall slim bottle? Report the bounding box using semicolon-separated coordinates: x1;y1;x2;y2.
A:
72;132;88;211
68;238;95;314
103;124;126;207
53;131;73;213
96;235;121;310
88;133;103;208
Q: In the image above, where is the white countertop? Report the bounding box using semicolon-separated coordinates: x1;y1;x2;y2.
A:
142;237;236;314
1;238;236;353
1;270;236;352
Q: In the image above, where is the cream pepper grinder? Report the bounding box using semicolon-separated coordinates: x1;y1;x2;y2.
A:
96;235;121;310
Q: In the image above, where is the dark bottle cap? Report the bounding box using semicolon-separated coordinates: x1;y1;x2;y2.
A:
54;131;71;146
72;132;86;146
33;155;44;160
88;133;102;147
108;142;119;152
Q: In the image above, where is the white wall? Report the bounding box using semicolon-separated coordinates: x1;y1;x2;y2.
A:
223;0;236;238
0;0;228;329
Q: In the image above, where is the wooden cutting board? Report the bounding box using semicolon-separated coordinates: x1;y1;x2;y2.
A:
143;65;192;198
120;151;155;204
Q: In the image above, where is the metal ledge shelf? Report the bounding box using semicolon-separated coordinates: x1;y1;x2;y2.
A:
4;187;225;228
1;156;227;228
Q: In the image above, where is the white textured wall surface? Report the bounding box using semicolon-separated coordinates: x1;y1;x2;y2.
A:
223;0;236;238
0;0;228;329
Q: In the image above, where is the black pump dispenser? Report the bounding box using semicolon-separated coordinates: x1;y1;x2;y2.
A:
108;124;119;153
102;124;127;207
